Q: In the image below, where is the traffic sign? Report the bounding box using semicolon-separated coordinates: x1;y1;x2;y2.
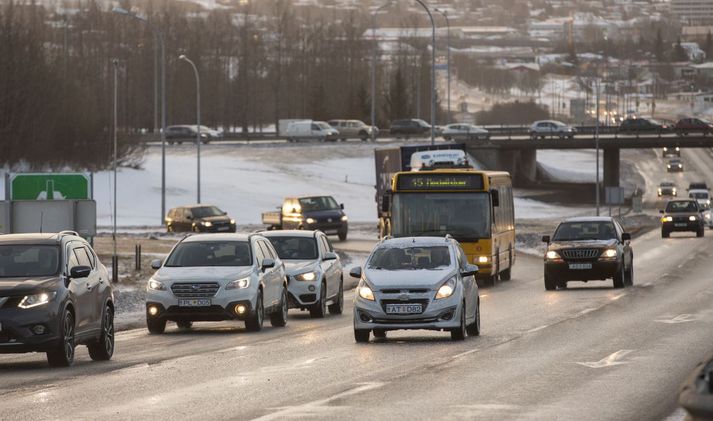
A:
10;173;90;200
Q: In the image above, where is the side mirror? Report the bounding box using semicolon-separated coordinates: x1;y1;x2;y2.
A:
460;264;479;277
323;252;338;261
349;267;362;279
542;235;550;243
381;193;391;213
659;210;664;214
340;203;345;210
150;259;162;270
70;265;91;279
621;233;631;241
261;258;275;271
491;189;500;207
222;211;227;216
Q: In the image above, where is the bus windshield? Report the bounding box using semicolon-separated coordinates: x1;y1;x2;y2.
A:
391;192;491;240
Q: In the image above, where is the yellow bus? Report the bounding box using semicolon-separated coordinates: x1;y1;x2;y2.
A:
383;170;515;285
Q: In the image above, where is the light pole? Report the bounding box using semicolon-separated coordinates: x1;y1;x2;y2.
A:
112;7;167;225
594;77;601;216
434;8;450;125
111;59;119;283
179;55;202;204
370;3;392;142
413;0;437;145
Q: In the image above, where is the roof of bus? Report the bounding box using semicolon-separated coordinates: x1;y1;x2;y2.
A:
395;169;511;177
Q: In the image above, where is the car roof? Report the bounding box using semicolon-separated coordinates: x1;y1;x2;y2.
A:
561;216;615;223
379;236;453;248
0;233;79;245
260;230;319;238
689;189;709;194
181;233;252;243
667;199;697;203
171;204;220;210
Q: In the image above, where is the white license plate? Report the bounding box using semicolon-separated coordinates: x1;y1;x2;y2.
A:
217;226;230;231
178;299;211;307
569;263;592;270
674;223;687;227
385;304;423;314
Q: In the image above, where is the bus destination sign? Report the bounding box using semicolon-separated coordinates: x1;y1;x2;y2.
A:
396;173;484;191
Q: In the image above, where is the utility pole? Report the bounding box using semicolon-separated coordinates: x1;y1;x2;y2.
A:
112;59;119;283
179;55;202;204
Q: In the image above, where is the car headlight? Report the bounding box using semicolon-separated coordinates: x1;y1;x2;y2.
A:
657;188;662;194
667;165;671;168
477;256;489;264
230;219;236;225
202;221;213;227
226;277;250;290
663;147;668;151
435;277;456;300
676;147;680;151
357;280;375;301
601;249;617;258
148;279;166;291
545;250;561;260
689;215;698;221
295;272;317;282
18;292;57;309
705;213;711;220
305;218;316;224
341;215;348;222
662;216;673;222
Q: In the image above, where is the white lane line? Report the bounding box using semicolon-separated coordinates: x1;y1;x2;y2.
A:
610;293;626;301
578;308;596;316
655;314;699;324
253;382;385;421
575;349;634;369
662;408;687;421
453;348;480;359
526;325;549;334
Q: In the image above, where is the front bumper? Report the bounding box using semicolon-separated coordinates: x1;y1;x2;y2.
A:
545;260;621;281
0;301;62;353
287;275;322;308
146;288;257;322
662;221;702;232
353;293;461;331
193;223;237;233
304;221;347;235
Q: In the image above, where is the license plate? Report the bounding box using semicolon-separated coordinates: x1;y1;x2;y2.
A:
178;299;211;307
385;304;423;314
217;226;230;231
675;223;687;227
569;263;592;270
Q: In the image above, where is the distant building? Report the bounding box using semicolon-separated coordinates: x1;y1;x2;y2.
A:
672;0;713;24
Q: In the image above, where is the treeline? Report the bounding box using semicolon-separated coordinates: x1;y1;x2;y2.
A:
475;101;549;125
0;0;441;168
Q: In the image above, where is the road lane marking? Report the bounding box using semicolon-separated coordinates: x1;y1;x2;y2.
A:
453;349;480;359
655;314;699;324
610;293;626;301
526;325;549;333
575;349;634;368
578;308;596;316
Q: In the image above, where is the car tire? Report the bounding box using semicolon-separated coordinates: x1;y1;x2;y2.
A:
270;287;289;327
176;321;193;329
557;281;568;289
147;317;166;334
246;290;264;332
544;275;556;291
661;229;670;238
500;250;512;281
338;230;348;242
625;262;634;287
309;282;327;318
697;227;705;238
354;329;370;343
613;265;626;289
88;304;115;362
167;224;174;233
328;279;344;315
373;329;387;339
450;303;467;341
466;298;480;336
47;309;76;367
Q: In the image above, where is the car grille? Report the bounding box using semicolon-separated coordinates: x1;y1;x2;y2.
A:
171;282;220;298
561;249;600;259
673;216;690;223
381;289;429;294
379;299;430;313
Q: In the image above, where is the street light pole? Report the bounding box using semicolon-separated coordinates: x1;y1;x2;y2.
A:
112;7;167;225
413;0;437;145
179;55;202;204
370;4;392;143
111;59;119;283
594;78;601;216
434;8;450;125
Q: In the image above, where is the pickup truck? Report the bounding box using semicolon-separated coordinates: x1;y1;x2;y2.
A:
262;196;349;241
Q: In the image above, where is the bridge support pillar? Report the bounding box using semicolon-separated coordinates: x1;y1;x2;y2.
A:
602;147;620;188
466;148;537;187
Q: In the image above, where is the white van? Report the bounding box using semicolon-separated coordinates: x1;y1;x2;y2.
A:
409;149;469;171
285;120;339;142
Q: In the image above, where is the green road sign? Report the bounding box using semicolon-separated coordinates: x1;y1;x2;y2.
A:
11;173;90;200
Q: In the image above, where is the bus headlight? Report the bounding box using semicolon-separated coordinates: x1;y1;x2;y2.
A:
477;256;489;264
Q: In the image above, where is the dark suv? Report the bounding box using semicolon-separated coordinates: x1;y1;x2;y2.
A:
166;205;236;233
660;200;705;238
0;232;114;367
618;117;670;134
390;119;432;138
542;217;633;290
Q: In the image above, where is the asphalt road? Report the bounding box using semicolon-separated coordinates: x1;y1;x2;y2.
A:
1;228;712;420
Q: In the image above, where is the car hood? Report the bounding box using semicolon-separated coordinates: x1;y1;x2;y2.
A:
0;277;59;297
363;268;454;290
154;266;253;283
283;260;318;276
548;239;617;251
303;209;344;219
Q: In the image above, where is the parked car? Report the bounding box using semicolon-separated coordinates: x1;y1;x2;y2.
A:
689;189;711;207
262;196;349;241
441;124;490;141
165;125;217;144
327;120;377;141
165;205;236;233
667;158;684;172
390;119;432;138
542;217;633;290
674;117;713;135
662;146;680;157
285;120;339;142
660;199;705;238
0;232;115;367
145;233;289;333
657;181;677;197
262;230;344;317
529;120;576;139
350;236;480;342
618;117;671;134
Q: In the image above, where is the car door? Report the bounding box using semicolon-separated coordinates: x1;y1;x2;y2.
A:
253;240;269;303
323;235;342;297
257;240;279;308
456;244;476;319
65;242;92;334
76;245;102;332
182;208;194;231
316;235;334;297
614;221;631;268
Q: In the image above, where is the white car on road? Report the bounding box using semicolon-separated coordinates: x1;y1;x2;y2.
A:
441;124;490;141
689;189;711;207
529;120;576;139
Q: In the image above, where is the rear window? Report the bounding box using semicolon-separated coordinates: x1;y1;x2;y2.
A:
0;245;60;278
165;241;251;267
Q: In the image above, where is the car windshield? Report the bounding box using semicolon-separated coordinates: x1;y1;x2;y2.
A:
0;245;60;278
392;192;491;240
299;197;339;212
552;221;618;241
368;246;451;270
660;182;674;187
164;241;251;267
191;206;224;218
317;122;331;130
666;201;698;213
266;237;318;260
690;192;709;199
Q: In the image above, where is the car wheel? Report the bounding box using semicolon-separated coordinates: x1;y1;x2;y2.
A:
500;250;512;281
309;283;327;318
47;309;75;367
613;265;626;289
246;290;264;332
147;317;166;334
328;279;344;315
557;281;568;289
338;230;348;241
661;229;670;238
697;227;705;237
270;287;288;327
354;329;370;343
466;298;480;336
88;304;114;361
167;224;174;233
450;302;467;341
544;274;556;291
625;262;634;287
373;329;387;339
176;321;193;329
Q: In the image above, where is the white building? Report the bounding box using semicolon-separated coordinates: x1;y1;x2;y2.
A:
672;0;713;24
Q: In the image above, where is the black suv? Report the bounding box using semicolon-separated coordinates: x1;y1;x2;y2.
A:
542;217;633;290
165;205;236;233
390;119;432;138
660;200;705;238
618;117;670;134
0;232;114;367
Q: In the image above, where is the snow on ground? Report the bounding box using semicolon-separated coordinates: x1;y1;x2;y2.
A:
537;149;602;183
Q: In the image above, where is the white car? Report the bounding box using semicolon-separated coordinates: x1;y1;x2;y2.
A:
529;120;576;139
441;124;490;141
700;203;713;229
689;189;711;207
285;120;339;142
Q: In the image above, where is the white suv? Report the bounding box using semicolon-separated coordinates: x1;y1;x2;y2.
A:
145;233;288;333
